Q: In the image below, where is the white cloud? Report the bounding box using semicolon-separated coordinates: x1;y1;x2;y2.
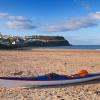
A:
47;18;96;32
0;12;37;30
6;16;36;30
0;12;8;18
90;12;100;20
46;12;100;32
6;20;36;30
8;16;25;21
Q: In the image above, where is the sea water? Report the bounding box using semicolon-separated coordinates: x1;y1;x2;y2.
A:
41;45;100;50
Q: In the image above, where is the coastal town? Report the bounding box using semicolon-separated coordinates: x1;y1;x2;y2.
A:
0;33;70;49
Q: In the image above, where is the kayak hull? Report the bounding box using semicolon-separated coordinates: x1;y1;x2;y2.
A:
0;73;100;88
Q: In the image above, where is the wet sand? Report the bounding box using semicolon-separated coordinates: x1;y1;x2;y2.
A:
0;49;100;100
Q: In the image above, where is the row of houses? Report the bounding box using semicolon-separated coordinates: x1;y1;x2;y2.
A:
0;33;24;46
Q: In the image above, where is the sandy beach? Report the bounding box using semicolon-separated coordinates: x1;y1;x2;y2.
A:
0;49;100;100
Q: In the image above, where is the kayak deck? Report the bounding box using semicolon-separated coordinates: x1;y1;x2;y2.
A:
0;73;100;81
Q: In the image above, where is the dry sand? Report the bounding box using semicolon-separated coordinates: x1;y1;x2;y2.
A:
0;49;100;100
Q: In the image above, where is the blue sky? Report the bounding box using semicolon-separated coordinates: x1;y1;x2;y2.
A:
0;0;100;44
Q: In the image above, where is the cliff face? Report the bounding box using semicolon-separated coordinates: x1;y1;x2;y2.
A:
25;36;70;47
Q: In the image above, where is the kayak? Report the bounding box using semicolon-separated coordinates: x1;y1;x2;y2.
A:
0;73;100;88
